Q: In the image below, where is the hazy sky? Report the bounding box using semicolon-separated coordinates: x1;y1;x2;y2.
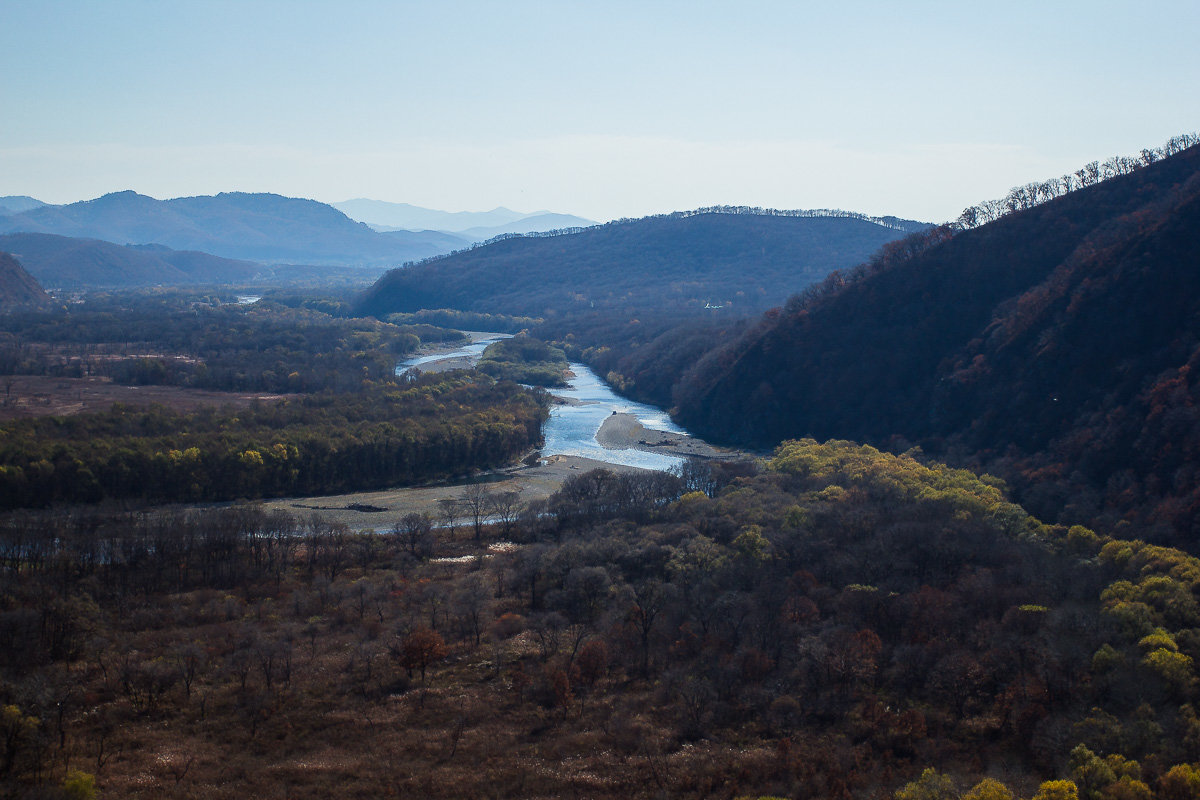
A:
3;0;1197;222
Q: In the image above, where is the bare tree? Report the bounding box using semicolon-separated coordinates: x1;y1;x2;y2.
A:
460;484;492;543
488;490;522;538
392;513;433;559
451;574;490;646
436;498;461;539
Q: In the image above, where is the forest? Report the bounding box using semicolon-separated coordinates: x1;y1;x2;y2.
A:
3;441;1200;798
510;135;1200;553
0;373;546;507
475;335;569;387
384;309;543;335
358;210;924;319
0;291;452;393
664;137;1200;552
0;292;548;508
534;311;751;409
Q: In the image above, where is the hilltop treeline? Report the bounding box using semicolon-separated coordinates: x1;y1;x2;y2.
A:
4;441;1200;798
953;132;1199;230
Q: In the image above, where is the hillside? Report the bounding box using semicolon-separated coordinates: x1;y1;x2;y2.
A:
673;142;1200;546
0;232;260;288
0;251;52;310
359;209;928;319
0;191;461;266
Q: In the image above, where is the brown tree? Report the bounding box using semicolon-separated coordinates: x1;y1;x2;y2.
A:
394;626;447;683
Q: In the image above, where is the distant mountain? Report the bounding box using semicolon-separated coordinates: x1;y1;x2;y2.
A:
0;196;48;216
333;199;595;236
333;199;526;232
0;233;260;288
0;192;461;266
0;251;53;310
671;141;1200;546
377;228;472;252
359;209;928;319
456;212;596;240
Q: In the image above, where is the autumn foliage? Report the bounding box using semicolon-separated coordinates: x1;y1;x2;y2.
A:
3;440;1200;797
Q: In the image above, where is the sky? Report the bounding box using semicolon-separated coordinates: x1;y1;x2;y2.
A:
2;0;1197;223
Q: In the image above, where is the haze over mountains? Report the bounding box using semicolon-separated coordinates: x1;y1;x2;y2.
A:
0;196;48;217
0;193;597;287
0;192;466;268
332;199;594;240
0;233;260;289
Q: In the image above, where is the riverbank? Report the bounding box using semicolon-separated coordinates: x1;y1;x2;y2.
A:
257;453;648;530
264;339;742;531
596;411;726;459
259;410;739;531
398;330;511;374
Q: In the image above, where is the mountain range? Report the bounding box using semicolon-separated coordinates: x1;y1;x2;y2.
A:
332;199;594;239
359;209;929;319
0;192;463;267
0;233;261;289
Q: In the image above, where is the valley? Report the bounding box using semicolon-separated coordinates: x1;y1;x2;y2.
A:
1;134;1199;800
264;336;733;532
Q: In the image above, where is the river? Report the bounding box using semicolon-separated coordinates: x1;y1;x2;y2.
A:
542;366;685;471
397;336;687;471
396;333;510;370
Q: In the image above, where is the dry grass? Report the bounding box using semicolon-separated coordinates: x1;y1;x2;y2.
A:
0;374;292;420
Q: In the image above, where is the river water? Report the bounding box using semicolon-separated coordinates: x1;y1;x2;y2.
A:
543;366;685;470
397;337;687;471
397;334;510;370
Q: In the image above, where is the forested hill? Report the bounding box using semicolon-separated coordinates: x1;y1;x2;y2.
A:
673;141;1200;546
358;210;928;319
0;233;260;288
0;191;466;266
0;252;52;310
